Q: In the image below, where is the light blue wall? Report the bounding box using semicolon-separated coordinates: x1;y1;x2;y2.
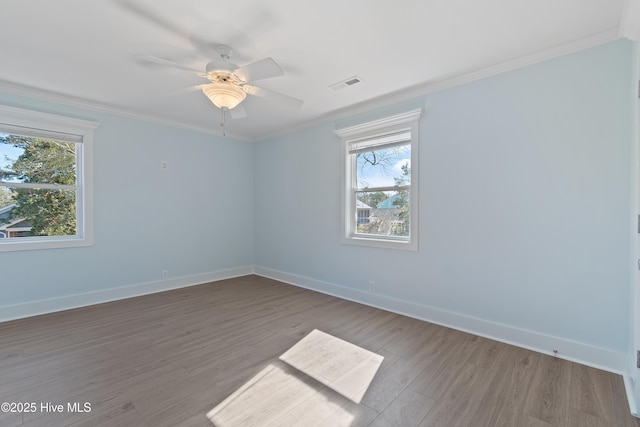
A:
0;39;634;356
254;39;634;352
0;94;255;306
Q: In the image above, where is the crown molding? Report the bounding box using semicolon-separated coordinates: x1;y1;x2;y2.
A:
0;28;622;143
407;29;619;95
261;29;620;142
0;79;251;142
620;0;640;40
0;104;100;131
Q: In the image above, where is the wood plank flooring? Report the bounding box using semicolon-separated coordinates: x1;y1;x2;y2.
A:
0;275;638;426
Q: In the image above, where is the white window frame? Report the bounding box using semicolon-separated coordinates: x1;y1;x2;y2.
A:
336;108;421;251
0;105;99;252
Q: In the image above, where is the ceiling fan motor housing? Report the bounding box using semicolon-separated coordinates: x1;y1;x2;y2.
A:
206;62;242;81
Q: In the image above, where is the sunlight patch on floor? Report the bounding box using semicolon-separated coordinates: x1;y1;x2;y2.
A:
207;329;383;427
279;329;384;404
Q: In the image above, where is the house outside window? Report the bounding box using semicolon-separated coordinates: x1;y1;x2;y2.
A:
0;105;98;252
336;109;421;251
356;200;371;224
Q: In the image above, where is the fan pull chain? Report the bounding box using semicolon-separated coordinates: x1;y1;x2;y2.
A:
220;107;227;136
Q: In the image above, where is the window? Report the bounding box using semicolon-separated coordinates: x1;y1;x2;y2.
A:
336;109;421;250
356;204;370;225
0;105;98;252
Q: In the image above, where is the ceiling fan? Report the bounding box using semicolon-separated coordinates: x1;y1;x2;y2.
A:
193;44;303;120
116;0;302;130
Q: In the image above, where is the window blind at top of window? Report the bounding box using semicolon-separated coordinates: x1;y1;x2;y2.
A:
0;123;83;143
348;130;410;154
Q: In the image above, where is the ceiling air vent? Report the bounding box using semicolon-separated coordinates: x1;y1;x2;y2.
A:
330;76;363;91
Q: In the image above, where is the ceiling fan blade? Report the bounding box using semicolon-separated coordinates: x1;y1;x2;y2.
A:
120;0;227;62
243;84;303;109
190;83;210;92
117;1;191;41
235;58;283;82
229;103;247;119
134;54;202;73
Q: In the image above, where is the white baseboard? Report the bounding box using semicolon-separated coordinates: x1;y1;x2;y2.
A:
2;264;635;415
624;374;639;417
1;264;632;410
0;266;253;323
253;266;627;375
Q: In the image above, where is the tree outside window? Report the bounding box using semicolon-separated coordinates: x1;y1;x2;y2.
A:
1;135;77;237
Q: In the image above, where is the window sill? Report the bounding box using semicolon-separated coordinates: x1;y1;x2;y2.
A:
342;235;417;251
0;236;93;252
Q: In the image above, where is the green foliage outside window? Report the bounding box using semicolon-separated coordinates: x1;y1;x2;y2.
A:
0;136;77;237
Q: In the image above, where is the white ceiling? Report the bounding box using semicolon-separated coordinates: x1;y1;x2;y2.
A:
0;0;635;141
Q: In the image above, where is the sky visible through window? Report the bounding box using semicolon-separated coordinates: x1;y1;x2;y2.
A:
0;138;21;209
356;144;410;189
0;136;24;183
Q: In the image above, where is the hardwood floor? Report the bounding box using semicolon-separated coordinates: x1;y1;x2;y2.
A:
0;275;638;427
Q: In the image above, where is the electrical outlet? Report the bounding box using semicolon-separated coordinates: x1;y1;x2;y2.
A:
161;161;168;170
369;281;376;292
162;270;168;280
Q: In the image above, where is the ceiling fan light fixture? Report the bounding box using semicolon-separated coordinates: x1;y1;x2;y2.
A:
202;83;247;110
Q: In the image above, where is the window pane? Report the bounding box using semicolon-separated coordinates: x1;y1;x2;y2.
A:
0;135;76;184
355;190;410;237
0;137;25;183
355;143;410;189
0;135;78;239
0;187;12;209
0;187;76;238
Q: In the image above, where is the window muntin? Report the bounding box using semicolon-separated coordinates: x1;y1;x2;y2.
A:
336;109;421;250
0;105;97;252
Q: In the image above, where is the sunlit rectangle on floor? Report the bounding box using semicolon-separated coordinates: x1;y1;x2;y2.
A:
279;329;384;403
207;330;383;426
206;362;353;427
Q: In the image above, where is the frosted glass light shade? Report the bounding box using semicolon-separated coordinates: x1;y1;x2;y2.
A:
202;83;247;109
